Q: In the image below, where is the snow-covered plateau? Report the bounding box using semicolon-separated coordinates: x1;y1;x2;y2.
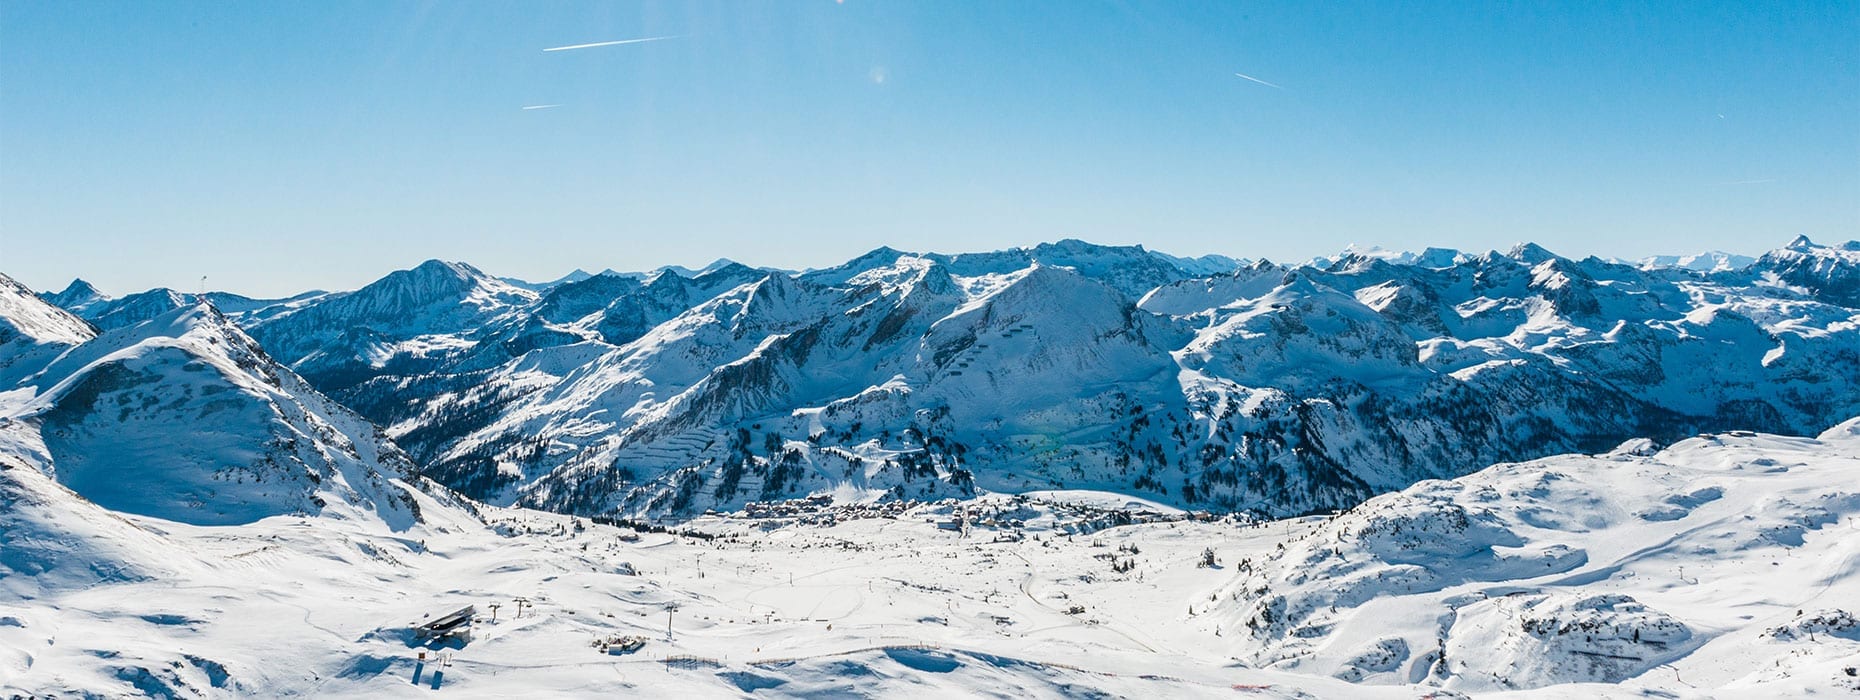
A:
4;237;1859;697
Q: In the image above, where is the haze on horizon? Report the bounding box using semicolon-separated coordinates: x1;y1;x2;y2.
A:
2;1;1855;298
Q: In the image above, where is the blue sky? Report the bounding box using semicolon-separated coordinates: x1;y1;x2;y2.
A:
2;1;1855;297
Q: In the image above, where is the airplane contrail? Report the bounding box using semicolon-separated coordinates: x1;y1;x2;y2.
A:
1233;71;1283;89
522;104;562;110
543;35;682;52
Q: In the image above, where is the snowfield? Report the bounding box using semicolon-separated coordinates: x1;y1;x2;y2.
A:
3;419;1857;697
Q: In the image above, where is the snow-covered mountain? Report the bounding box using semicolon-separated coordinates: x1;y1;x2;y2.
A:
268;238;1854;520
0;281;421;527
240;259;539;391
1745;235;1860;306
1633;250;1757;273
1;274;96;387
29;238;1860;523
5;255;1860;696
42;279;329;331
37;279;112;319
1308;244;1469;270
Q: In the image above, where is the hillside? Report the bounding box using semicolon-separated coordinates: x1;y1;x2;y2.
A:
2;286;421;527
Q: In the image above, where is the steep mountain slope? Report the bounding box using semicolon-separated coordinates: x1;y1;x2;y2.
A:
1744;235;1860;306
0;274;96;386
242;259;538;391
38;279;113;319
0;410;481;698
1;288;422;527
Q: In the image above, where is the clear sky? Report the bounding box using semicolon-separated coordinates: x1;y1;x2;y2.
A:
2;1;1856;297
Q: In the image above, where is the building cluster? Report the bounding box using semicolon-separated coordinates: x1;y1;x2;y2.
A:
719;492;1258;535
735;494;913;525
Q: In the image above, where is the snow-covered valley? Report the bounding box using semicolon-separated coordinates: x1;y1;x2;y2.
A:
3;420;1858;697
4;237;1860;697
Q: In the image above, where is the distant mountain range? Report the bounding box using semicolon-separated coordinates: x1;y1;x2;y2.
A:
9;236;1860;521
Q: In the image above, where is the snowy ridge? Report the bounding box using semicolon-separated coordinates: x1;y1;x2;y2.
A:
0;288;423;527
25;238;1860;523
1632;251;1757;273
242;259;539;391
0;275;95;349
37;279;113;319
0;274;97;389
1745;235;1860;306
75;237;1838;521
368;238;1858;520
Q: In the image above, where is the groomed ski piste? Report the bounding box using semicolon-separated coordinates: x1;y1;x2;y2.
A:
4;418;1857;698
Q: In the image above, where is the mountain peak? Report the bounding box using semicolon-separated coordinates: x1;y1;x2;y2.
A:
800;247;919;287
696;261;758;280
859;245;906;259
410;259;482;281
40;278;114;319
56;279;104;299
657;258;753;278
1506;242;1560;264
0;273;97;351
1785;234;1817;252
1037;238;1145;254
1416;247;1466;268
372;259;525;300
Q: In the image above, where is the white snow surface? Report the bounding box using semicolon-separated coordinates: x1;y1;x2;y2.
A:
3;420;1857;697
1632;251;1758;274
4;263;1859;696
1214;418;1860;694
0;298;419;527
